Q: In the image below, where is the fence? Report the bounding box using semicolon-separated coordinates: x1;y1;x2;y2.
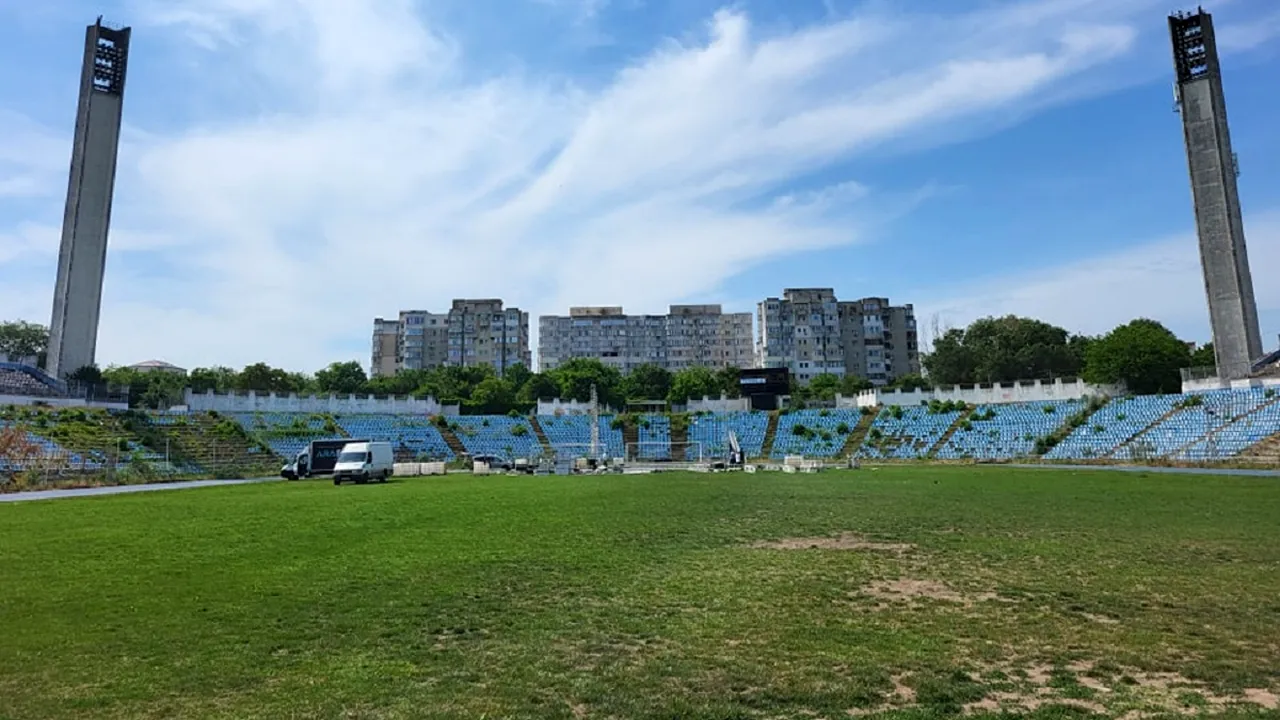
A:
0;444;282;493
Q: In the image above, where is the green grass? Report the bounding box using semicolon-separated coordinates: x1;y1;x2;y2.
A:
2;466;1279;719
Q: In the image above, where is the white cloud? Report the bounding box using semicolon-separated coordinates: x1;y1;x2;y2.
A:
916;209;1280;344
0;0;1271;372
0;111;67;199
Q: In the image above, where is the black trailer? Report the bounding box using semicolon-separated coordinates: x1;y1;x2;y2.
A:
282;438;370;479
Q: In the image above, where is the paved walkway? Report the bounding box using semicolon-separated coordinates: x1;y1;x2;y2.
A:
1006;463;1279;477
0;478;278;503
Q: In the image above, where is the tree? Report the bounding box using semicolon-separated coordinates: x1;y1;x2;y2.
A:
1190;342;1215;369
235;363;303;394
715;367;741;398
66;365;103;386
188;366;238;394
0;320;48;360
315;361;368;395
503;363;532;393
806;373;842;400
840;375;874;395
621;364;672;401
101;366;187;410
886;373;931;392
1083;319;1191;395
547;359;623;408
923;315;1087;385
467;377;516;415
516;373;560;403
667;367;720;404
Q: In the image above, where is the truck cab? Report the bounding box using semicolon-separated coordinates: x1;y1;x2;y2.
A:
332;441;394;485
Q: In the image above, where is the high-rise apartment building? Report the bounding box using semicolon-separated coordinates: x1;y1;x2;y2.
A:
539;305;754;373
370;299;530;377
370;318;401;377
758;289;918;385
47;19;130;377
447;299;531;373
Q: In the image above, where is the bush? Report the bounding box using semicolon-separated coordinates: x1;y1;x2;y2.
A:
1043;405;1056;414
1266;389;1276;399
1116;413;1126;421
1177;395;1204;409
860;406;875;416
791;423;810;437
510;425;528;436
819;409;830;417
888;406;905;420
836;422;851;435
869;428;883;441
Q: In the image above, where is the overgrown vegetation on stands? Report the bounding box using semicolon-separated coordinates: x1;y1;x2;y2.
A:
1033;395;1109;456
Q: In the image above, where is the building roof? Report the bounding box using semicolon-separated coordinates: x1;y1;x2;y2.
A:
130;359;186;371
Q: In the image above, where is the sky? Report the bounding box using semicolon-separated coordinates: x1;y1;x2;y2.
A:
0;0;1277;374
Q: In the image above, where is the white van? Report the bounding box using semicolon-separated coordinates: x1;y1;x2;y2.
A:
332;441;394;485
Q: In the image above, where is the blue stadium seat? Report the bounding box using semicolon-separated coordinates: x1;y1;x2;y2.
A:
771;409;861;459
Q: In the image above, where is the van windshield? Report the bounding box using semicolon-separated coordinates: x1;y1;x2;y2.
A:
338;451;370;464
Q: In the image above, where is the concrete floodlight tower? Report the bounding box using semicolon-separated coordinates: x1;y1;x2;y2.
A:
1170;8;1263;380
47;18;131;378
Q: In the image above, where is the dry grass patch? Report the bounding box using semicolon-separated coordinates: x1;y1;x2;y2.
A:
858;578;1007;609
749;533;914;553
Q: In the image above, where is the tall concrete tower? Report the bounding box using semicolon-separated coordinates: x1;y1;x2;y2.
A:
47;18;131;378
1170;9;1263;380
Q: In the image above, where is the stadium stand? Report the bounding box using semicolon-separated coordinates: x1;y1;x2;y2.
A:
1043;395;1181;460
228;412;336;460
0;366;58;397
771;409;862;458
1120;388;1273;460
637;414;672;459
935;400;1078;460
537;414;625;458
450;415;543;460
1177;393;1280;459
0;421;96;471
335;414;454;460
686;411;770;459
858;406;964;460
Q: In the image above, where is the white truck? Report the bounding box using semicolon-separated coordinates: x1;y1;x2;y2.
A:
332;441;395;485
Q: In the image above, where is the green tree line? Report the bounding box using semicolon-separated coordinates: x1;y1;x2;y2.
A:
2;314;1222;411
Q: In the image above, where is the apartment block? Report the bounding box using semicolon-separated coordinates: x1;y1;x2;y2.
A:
370;299;530;377
447;299;531;373
539;305;754;373
758;289;918;385
370;318;400;377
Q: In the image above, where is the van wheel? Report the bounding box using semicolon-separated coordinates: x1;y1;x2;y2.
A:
380;472;388;483
333;478;340;486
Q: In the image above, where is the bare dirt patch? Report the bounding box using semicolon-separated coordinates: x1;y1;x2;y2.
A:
860;579;1004;608
750;533;913;552
1244;688;1279;710
970;659;1280;715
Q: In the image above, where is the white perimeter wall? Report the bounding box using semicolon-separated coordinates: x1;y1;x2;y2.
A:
686;396;750;413
1183;375;1280;393
0;394;128;410
185;389;457;415
841;378;1120;408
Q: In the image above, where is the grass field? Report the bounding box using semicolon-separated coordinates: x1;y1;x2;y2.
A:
2;467;1279;719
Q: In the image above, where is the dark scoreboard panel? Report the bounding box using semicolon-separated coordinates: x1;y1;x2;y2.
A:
739;367;789;396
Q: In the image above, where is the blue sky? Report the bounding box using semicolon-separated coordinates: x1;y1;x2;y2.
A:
0;0;1277;372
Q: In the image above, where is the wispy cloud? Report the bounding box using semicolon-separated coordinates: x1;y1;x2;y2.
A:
916;210;1280;343
0;0;1270;371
